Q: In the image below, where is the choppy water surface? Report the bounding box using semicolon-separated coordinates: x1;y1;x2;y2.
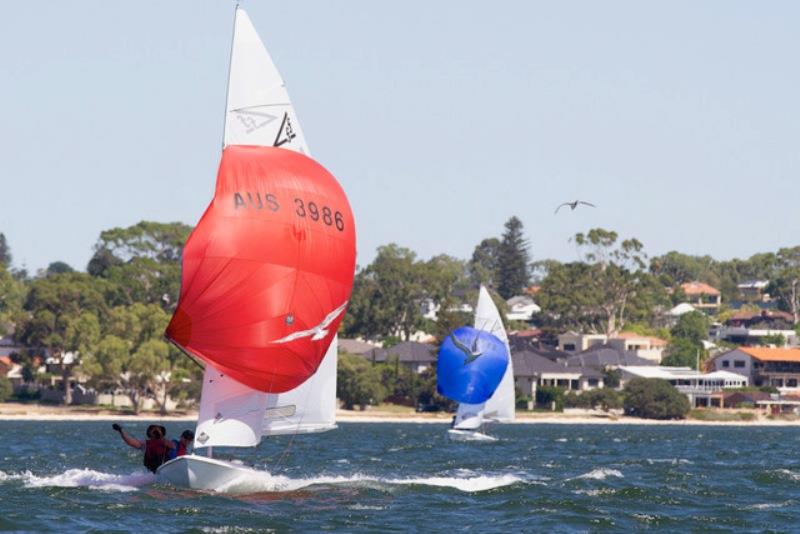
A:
2;422;800;532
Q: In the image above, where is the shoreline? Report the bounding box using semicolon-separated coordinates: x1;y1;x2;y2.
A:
2;403;800;426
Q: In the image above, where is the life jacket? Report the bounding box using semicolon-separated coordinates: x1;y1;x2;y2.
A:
166;439;187;461
143;439;168;473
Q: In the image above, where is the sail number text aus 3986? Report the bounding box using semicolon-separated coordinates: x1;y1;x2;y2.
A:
232;192;345;232
294;198;344;231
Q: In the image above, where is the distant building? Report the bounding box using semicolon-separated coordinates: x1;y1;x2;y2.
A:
505;295;540;322
715;310;797;346
557;332;607;353
364;342;437;374
512;350;603;398
507;328;543;351
338;338;380;355
707;347;800;394
736;280;771;303
619;365;747;407
607;332;667;363
668;302;696;317
680;282;721;313
558;332;667;362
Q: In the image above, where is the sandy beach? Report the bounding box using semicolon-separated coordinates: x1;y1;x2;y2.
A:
3;402;800;426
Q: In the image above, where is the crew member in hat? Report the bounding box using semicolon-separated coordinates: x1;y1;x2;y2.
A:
111;423;176;473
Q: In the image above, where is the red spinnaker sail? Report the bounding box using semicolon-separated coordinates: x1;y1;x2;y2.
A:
166;146;356;393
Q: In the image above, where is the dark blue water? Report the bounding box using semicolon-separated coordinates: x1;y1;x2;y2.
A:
1;421;800;532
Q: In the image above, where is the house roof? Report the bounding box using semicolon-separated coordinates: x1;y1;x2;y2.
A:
567;344;655;368
512;351;594;377
614;332;668;347
338;338;379;355
525;285;541;295
0;355;11;366
366;342;437;363
669;302;696;316
510;328;542;339
737;347;800;363
681;281;720;296
726;310;795;324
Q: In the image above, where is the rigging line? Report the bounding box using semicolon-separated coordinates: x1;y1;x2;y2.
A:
165;336;206;372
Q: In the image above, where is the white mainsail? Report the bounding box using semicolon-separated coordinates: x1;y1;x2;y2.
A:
452;286;515;430
194;6;336;449
478;287;515;422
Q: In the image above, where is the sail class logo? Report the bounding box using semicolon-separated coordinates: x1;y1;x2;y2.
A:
234;109;279;134
273;112;297;147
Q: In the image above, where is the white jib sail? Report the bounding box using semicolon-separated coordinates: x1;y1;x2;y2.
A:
223;7;309;153
194;6;336;445
194;364;269;449
477;286;515;422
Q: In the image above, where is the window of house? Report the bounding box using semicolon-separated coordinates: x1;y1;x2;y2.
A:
563;343;576;351
588;378;599;387
788;379;798;388
734;360;745;368
722;361;730;368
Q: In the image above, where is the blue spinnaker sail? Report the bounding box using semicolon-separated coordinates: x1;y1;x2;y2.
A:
437;326;509;404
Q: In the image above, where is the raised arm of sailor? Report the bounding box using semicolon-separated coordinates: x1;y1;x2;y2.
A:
112;424;143;449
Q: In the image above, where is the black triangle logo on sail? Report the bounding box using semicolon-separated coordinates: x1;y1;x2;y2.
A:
273;112;297;147
234;109;279;134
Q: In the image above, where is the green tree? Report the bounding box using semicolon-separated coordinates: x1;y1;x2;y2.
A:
671;311;709;344
496;217;531;299
336;353;387;409
81;303;195;413
468;238;502;287
345;245;425;340
623;377;690;419
662;338;702;369
16;273;110;404
87;221;191;309
538;229;663;335
46;261;74;275
0;233;11;267
0;376;12;401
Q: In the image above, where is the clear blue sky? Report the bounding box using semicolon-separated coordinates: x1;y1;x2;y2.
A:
1;1;798;273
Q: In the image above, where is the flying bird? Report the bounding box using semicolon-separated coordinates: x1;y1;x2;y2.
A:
554;200;596;214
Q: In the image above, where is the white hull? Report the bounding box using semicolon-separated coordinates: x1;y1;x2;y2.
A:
447;429;498;442
156;454;260;491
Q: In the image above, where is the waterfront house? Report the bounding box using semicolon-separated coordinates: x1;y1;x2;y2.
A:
618;365;747;407
707;347;800;393
512;350;604;398
364;341;437;374
680;282;721;313
714;310;797;346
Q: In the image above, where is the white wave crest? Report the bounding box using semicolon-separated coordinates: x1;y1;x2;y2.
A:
571;468;624;481
214;471;523;494
774;469;800;481
16;468;154;492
